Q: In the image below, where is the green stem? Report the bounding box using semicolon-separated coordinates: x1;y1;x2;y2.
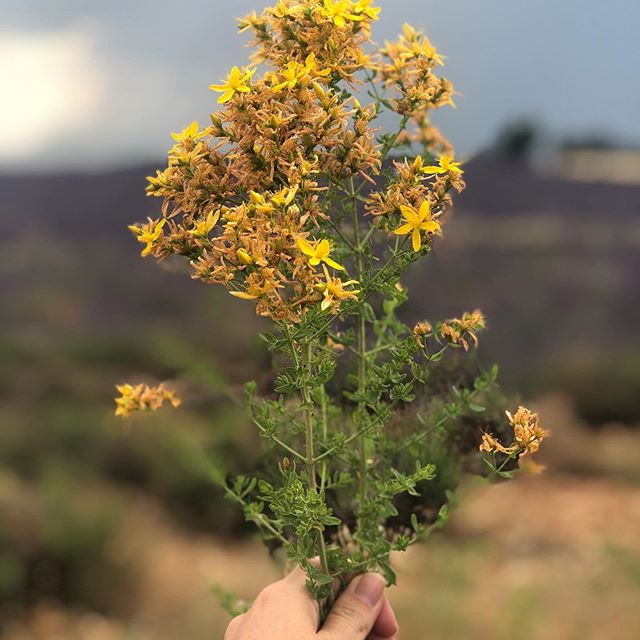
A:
350;177;368;522
319;384;329;492
301;342;332;605
301;344;317;492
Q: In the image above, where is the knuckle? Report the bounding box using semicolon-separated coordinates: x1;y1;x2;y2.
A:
254;581;284;608
331;600;370;633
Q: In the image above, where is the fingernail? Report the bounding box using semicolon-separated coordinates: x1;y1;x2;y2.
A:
355;573;385;607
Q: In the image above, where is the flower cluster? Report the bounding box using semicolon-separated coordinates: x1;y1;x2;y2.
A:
114;383;182;418
438;310;486;351
480;406;549;461
239;0;377;81
377;23;456;152
366;154;465;253
131;0;468;322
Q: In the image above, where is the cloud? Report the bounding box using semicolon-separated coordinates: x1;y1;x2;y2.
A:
0;22;107;165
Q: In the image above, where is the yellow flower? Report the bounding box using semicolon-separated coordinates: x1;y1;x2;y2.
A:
249;191;274;214
128;218;166;257
394;200;441;252
423;155;463;176
187;209;220;237
270;185;299;208
399;24;444;63
210;66;256;104
354;0;380;20
171;121;206;142
297;237;345;270
271;54;331;92
115;383;181;418
319;0;364;28
439;309;486;350
479;406;549;462
237;249;254;266
249;185;298;214
507;406;548;456
229;279;280;300
320;265;360;311
270;0;304;18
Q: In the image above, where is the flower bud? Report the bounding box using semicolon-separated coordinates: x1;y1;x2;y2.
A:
237;249;254;266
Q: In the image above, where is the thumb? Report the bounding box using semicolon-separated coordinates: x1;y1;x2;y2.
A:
319;573;386;640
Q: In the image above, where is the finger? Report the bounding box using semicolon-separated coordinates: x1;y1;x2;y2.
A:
318;573;386;640
370;596;398;639
283;564;322;622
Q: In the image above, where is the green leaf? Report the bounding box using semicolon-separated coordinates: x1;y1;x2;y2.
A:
362;302;376;323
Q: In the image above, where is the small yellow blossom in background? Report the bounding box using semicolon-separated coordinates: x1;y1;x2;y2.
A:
269;0;304;18
423;155;463;176
439;309;486;350
394;200;441;252
210;66;256;103
187;209;220;237
320;265;360;311
114;383;181;418
401;24;445;65
354;0;380;21
297;237;345;270
480;406;549;463
319;0;364;28
170;121;206;143
128;218;166;257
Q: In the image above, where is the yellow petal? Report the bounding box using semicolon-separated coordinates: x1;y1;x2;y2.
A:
418;200;431;218
412;228;422;252
323;257;345;271
321;297;333;311
394;223;414;235
421;220;441;234
399;205;419;224
297;237;314;256
229;291;258;300
316;239;331;257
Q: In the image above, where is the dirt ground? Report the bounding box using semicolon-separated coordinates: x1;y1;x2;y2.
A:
3;395;640;640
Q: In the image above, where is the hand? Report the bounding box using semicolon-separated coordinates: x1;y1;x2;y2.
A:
224;567;398;640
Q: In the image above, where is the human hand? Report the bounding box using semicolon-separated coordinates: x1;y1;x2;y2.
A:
224;567;398;640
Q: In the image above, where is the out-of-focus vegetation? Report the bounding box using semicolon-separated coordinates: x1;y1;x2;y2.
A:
1;146;639;637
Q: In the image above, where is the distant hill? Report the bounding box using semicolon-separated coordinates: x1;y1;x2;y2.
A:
1;156;639;423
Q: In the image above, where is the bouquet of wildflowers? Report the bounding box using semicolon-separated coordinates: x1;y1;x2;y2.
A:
119;0;547;618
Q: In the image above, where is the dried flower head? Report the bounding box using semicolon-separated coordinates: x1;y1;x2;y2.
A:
480;406;549;461
114;383;182;418
439;310;486;350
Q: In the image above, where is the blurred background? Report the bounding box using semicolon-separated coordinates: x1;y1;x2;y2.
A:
1;0;639;638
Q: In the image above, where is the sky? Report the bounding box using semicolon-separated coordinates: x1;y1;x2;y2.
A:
1;0;638;171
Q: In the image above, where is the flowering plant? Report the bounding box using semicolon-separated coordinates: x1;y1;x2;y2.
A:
120;0;547;620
